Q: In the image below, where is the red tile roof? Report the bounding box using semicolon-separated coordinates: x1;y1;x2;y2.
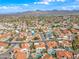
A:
56;50;73;59
13;48;26;59
21;43;30;49
0;42;8;46
47;41;58;48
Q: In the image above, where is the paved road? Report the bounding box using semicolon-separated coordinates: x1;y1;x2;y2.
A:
0;33;49;59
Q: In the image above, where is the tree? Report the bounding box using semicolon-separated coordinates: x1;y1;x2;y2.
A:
72;36;79;52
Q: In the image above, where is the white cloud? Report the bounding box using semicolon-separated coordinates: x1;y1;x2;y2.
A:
0;3;29;10
62;7;72;10
34;0;65;5
62;5;79;10
56;0;65;2
23;4;29;6
34;2;49;5
0;6;23;10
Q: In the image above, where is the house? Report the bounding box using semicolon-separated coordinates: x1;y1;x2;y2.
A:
56;50;73;59
47;41;58;48
32;33;42;41
13;48;27;59
34;42;46;53
0;32;11;39
21;43;30;49
20;43;30;58
35;42;46;49
0;42;8;46
42;53;54;59
19;32;25;38
0;42;8;53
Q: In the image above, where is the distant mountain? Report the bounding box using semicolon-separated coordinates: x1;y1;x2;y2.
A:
0;10;79;16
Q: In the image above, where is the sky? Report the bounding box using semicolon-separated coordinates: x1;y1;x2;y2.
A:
0;0;79;14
